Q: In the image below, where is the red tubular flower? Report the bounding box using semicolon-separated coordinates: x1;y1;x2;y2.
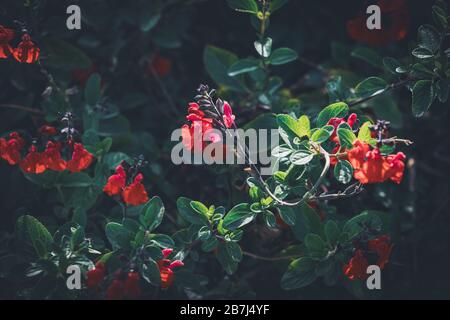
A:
67;143;93;172
222;101;235;128
20;145;47;174
343;249;369;280
43;141;66;171
0;132;25;165
106;279;125;300
122;173;149;206
157;248;184;289
0;25;14;59
13;34;40;64
123;272;141;299
86;262;106;289
368;235;393;269
346;0;409;46
38;125;58;136
149;55;172;78
103;165;127;196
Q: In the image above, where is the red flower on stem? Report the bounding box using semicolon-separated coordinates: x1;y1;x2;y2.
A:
368;235;393;269
122;173;149;206
13;34;40;64
347;140;406;184
0;25;14;59
86;262;106;289
0;132;25;165
157;248;184;289
43;141;66;171
67;143;93;172
19;145;47;174
103;165;127;196
222;101;235;129
343;249;369;281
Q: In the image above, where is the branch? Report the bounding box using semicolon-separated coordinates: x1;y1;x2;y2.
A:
242;251;298;261
0;104;45;115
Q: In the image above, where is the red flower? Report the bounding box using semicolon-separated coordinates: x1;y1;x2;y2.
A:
327;113;357;144
343;249;369;281
103;165;126;196
157;248;184;289
222;101;235;128
122;173;149;206
149;55;172;78
346;0;409;46
19;145;47;174
67;143;93;172
106;279;125;300
43;141;66;171
348;140;406;184
0;132;25;165
123;272;141;299
38;125;58;136
0;25;14;59
368;235;393;269
86;262;106;289
13;34;40;64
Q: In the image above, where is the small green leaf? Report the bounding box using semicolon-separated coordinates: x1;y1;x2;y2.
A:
412;80;435;117
226;0;259;14
105;222;133;250
357;121;372;143
334;160;354;184
337;127;356;148
412;47;434;59
269;48;298;65
228;58;260;76
254;38;272;58
289;150;314;165
281;257;317;290
225;241;243;263
355;77;387;98
223;203;254;230
417;24;441;53
85;73;102;106
311;125;334;143
324;221;340;246
139;196;165;231
177;197;209;225
298;115;311;138
351;46;383;68
16;215;54;259
316;102;349;127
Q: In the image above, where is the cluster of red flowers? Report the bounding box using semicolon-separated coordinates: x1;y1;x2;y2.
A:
343;235;393;280
86;262;141;299
0;127;93;174
347;140;406;184
346;0;409;46
328;114;406;185
0;25;40;63
158;248;184;289
181;100;235;152
103;164;149;206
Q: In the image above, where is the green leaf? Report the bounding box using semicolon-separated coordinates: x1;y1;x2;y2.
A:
177;197;209;225
140;13;161;32
226;0;259;14
139;196;165;231
304;233;327;255
281;257;317;290
357;121;372;143
148;234;175;248
435;79;449;103
85;73;102;106
139;258;161;285
355;77;387;98
417;24;441;53
298;115;311;138
198;226;212;241
383;57;401;74
371;96;403;129
228;58;260;76
270;0;289;12
254;38;272;58
337;127;356;148
334;160;354;184
190;201;210;219
103;152;131;170
324;221;340;246
351;46;383;68
216;244;238;275
223;203;254;230
203;45;247;92
269;48;298;65
412;47;434;59
311;125;334;143
343;211;383;239
41;38;92;70
201;237;219;252
278;207;296;226
316;102;349;127
271;145;293;158
412;80;435;117
289;150;314;165
56;172;93;188
277;114;310;139
225;241;243;263
105;222;133;250
16;215;54;259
